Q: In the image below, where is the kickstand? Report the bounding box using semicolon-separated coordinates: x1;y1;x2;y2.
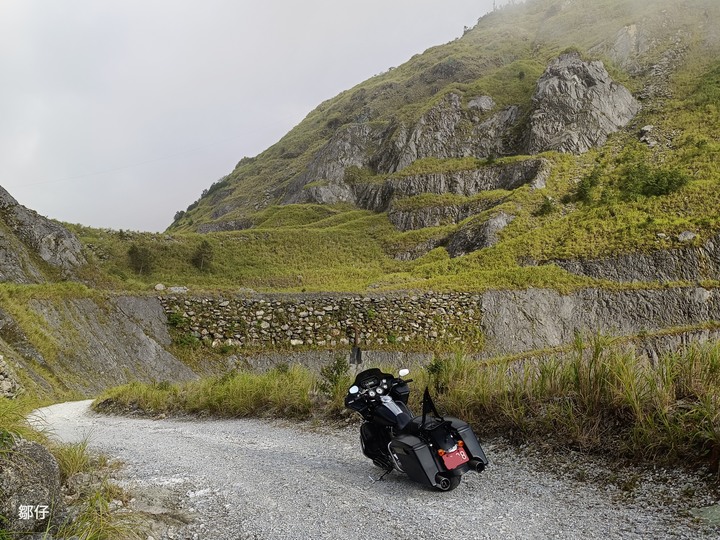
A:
370;467;393;483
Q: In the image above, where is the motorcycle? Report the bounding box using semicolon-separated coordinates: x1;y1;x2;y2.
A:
344;366;488;491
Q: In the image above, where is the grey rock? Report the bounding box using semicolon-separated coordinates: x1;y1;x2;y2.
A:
677;231;697;242
479;287;720;356
281;92;524;207
388;196;504;232
392;237;446;261
378;95;518;174
446;212;515;258
549;231;720;282
0;354;22;397
525;53;640;154
356;158;549;214
605;24;651;70
4;296;197;396
284;123;383;205
196;218;254;234
468;95;496;112
169;286;189;294
0;437;64;535
0;185;86;283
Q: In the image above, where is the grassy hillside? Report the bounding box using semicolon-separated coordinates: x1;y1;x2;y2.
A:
64;0;720;294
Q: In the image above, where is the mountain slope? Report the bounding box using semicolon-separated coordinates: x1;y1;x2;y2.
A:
71;0;720;294
170;0;719;233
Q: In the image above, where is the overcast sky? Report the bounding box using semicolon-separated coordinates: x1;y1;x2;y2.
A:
1;0;498;232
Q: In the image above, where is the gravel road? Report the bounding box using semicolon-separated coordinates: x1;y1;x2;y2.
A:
31;400;720;540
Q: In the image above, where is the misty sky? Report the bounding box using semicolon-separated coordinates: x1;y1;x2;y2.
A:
1;0;498;232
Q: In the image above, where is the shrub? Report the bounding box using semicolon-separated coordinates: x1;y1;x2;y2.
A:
191;240;214;272
621;164;689;198
576;167;601;203
127;244;153;275
534;195;555;216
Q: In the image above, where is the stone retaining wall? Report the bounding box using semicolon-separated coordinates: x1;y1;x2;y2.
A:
159;293;484;351
160;287;720;359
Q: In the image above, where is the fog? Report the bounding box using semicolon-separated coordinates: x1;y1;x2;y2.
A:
0;0;497;231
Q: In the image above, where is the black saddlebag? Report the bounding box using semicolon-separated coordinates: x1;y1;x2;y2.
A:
388;434;440;487
444;416;488;468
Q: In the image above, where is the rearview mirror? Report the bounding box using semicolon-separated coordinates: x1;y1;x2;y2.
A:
398;368;410;377
349;385;359;395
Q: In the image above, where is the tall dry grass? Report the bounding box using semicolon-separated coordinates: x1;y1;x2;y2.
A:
95;339;720;472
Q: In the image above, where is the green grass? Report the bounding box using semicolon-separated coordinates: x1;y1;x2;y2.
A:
55;479;142;540
408;338;720;468
0;398;46;445
94;365;316;420
0;399;138;539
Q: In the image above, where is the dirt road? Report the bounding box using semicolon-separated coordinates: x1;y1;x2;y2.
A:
30;400;719;539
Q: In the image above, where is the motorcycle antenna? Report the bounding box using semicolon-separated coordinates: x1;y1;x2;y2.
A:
421;386;444;427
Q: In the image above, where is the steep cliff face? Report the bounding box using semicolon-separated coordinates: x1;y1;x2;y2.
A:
0;295;197;397
352;158;545;212
480;287;720;356
371;94;519;174
288;53;631;211
0;186;86;283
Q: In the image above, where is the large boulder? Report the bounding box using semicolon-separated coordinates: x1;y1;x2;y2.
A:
0;437;65;534
525;52;640;154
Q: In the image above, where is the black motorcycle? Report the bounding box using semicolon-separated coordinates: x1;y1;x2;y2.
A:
345;367;488;491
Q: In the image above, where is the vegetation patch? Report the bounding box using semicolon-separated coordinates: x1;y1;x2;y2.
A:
0;399;141;539
94;338;720;474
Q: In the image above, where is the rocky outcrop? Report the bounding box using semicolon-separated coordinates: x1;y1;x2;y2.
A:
393;237;446;261
373;94;519;173
196;218;254;234
355;158;549;213
548;232;720;282
388;196;505;232
480;287;720;356
0;185;86;283
0;437;64;535
446;211;515;257
525;53;640;154
277;53;636;215
0;354;22;397
284;94;523;206
285;123;383;205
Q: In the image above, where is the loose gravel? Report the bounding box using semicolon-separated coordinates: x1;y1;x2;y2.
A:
31;400;720;539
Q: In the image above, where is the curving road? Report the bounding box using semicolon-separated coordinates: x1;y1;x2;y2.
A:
30;400;718;540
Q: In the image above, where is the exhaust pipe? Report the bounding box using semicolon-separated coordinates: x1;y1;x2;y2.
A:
469;458;486;472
